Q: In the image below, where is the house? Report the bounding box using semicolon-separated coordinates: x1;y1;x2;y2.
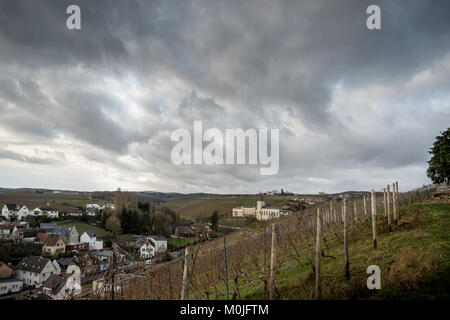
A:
93;273;147;297
22;229;45;242
0;278;23;295
66;242;89;252
93;250;114;264
1;223;24;241
148;236;167;256
86;204;104;216
15;256;61;288
56;256;80;273
36;232;50;243
77;255;98;277
16;221;30;229
40;223;57;232
33;207;59;219
80;231;103;250
191;223;213;238
66;210;83;217
32;207;43;217
171;225;195;237
97;260;109;272
135;237;153;259
42;235;66;256
127;236;154;259
52;225;79;243
1;204;30;220
0;262;13;279
42;264;81;300
86;204;103;211
0;224;12;239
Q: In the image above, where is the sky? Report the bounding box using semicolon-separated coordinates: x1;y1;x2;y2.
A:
0;0;449;194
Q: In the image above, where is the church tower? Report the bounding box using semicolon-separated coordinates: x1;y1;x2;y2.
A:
256;193;265;213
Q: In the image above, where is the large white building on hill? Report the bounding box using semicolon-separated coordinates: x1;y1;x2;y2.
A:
232;194;290;221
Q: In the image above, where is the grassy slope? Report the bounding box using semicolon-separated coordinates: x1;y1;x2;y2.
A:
235;203;450;300
57;220;110;238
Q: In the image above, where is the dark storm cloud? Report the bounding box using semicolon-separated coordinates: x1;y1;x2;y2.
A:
0;0;449;192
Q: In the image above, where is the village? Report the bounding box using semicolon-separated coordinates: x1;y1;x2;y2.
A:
0;189;328;300
0;198;211;300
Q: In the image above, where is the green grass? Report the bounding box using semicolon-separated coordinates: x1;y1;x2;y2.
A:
169;237;200;248
209;203;450;300
57;220;110;239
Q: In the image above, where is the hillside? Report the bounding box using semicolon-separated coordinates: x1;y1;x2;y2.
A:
237;202;450;299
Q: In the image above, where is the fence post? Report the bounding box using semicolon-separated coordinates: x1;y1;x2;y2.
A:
395;181;400;215
330;202;333;223
393;183;398;223
363;195;367;216
264;226;267;299
269;223;277;300
343;197;350;279
387;184;391;227
371;189;377;249
315;208;322;300
395;181;399;200
168;264;173;300
353;201;358;222
181;246;190;300
383;189;387;218
223;235;229;300
111;252;115;300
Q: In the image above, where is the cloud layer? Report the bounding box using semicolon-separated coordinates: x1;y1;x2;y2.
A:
0;0;449;193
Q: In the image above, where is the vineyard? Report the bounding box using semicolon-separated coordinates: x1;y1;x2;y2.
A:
82;182;443;300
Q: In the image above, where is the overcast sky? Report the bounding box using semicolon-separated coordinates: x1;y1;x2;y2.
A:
0;0;449;194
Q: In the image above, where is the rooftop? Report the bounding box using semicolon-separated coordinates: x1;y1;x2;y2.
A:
149;235;166;241
15;256;50;273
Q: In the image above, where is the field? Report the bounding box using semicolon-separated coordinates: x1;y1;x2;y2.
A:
168;237;200;248
57;220;111;239
0;190;110;212
166;196;289;221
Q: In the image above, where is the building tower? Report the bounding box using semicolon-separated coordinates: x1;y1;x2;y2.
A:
256;193;265;213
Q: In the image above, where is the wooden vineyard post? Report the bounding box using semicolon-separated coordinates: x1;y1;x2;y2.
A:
181;246;190;300
383;189;387;218
330;202;333;224
395;181;400;216
387;184;391;227
264;226;267;299
269;224;277;300
363;195;367;216
353;201;357;222
315;208;322;300
168;264;173;300
395;181;399;202
343;197;350;279
111;252;116;300
392;183;398;223
223;235;229;300
371;189;377;249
